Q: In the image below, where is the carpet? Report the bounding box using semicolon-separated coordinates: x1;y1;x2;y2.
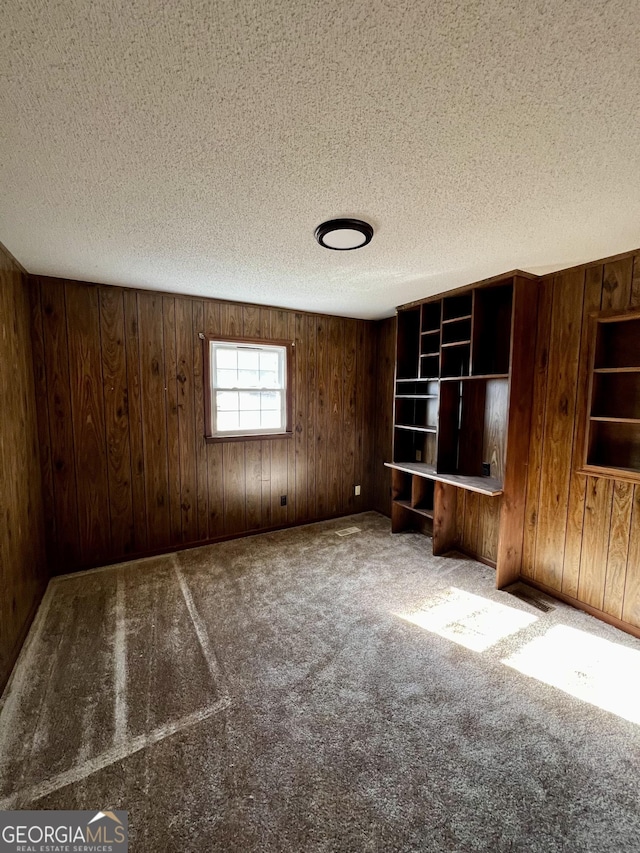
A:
1;512;639;852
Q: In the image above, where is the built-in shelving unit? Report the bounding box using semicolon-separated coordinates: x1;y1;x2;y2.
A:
580;310;640;480
387;271;539;587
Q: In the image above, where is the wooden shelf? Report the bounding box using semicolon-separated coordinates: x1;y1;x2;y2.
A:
420;351;440;358
395;394;438;399
442;314;472;324
441;340;471;348
593;367;640;374
395;424;437;434
385;462;503;496
590;416;640;424
421;329;440;336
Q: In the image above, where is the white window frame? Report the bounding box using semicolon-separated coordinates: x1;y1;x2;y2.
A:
204;336;292;440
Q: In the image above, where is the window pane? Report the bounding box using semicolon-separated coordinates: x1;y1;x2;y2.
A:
216;390;238;411
261;390;280;411
260;370;279;388
239;391;261;411
240;410;261;429
238;349;259;371
259;351;279;373
238;369;260;388
217;411;239;431
261;410;281;429
216;348;237;369
216;368;238;389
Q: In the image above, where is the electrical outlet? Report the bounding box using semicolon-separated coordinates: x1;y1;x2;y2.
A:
354;485;361;496
482;462;491;477
280;495;287;506
416;450;422;462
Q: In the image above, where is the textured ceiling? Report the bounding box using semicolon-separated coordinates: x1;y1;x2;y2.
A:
2;0;640;319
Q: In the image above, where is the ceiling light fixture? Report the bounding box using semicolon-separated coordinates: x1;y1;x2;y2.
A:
314;218;374;251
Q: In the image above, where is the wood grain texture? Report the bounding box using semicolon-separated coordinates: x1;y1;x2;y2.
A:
98;286;134;556
66;283;111;565
631;253;640;307
433;482;457;555
123;290;148;553
561;265;602;596
577;477;614;609
372;317;396;515
521;278;553;577
163;296;182;545
0;247;47;691
622;485;640;628
39;278;81;567
532;269;585;589
175;298;198;542
28;283;56;563
29;276;378;572
137;292;171;550
192;300;209;540
602;480;633;619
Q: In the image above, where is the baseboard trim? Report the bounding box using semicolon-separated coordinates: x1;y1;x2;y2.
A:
525;578;640;641
52;508;381;579
454;546;497;570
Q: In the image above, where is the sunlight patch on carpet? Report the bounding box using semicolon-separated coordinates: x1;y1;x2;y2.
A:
395;587;537;652
502;625;640;725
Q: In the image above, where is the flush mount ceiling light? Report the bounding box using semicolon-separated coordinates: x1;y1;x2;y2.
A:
314;218;374;251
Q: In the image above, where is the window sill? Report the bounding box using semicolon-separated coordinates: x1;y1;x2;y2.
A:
205;431;293;444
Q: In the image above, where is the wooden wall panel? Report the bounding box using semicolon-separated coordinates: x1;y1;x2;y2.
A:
175;298;198;543
30;276;379;573
137;292;171;550
0;246;47;692
66;283;111;565
560;266;602;596
372;316;396;515
99;287;135;556
123;290;148;553
522;248;640;634
40;278;81;567
530;269;585;589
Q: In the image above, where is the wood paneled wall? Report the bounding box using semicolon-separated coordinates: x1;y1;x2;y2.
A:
372;316;396;515
29;276;379;573
521;249;640;632
0;245;47;691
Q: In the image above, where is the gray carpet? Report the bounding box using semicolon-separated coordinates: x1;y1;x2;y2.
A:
1;511;639;852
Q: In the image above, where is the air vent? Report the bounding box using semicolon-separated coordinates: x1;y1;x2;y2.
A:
506;583;555;613
335;527;361;537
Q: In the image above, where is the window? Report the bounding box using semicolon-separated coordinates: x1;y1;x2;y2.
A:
204;337;293;440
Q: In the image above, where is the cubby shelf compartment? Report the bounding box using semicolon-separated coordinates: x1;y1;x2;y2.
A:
581;309;640;482
442;293;473;322
393;500;433;519
390;468;435;534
